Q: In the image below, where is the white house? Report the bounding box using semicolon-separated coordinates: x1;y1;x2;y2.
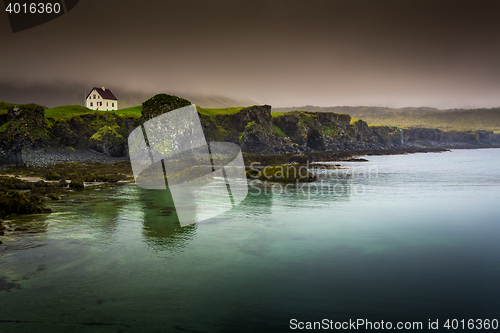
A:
86;87;118;111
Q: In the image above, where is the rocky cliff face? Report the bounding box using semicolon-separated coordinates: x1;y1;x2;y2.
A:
1;96;499;166
0;104;46;165
201;107;500;153
0;103;141;165
47;112;139;151
205;108;386;153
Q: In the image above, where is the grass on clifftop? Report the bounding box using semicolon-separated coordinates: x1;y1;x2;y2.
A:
0;101;17;115
2;101;247;120
113;105;142;118
45;105;142;119
196;106;244;116
45;105;96;119
271;111;287;118
113;105;243;118
44;104;244;120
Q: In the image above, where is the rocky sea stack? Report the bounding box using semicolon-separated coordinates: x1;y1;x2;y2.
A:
141;94;192;122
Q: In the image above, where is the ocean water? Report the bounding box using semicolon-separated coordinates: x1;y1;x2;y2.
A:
1;149;500;332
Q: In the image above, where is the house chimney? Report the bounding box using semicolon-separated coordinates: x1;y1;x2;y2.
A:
102;86;105;91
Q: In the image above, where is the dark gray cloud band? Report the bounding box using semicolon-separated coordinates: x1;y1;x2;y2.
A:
1;0;499;108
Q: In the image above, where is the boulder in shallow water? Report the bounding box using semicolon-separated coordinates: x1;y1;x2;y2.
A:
69;180;84;189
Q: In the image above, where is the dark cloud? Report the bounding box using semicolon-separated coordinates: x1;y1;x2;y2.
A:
1;0;500;108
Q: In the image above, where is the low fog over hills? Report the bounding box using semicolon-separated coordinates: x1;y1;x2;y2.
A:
0;81;257;109
273;106;500;132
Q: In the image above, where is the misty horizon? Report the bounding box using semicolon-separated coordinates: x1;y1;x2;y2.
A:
2;0;500;109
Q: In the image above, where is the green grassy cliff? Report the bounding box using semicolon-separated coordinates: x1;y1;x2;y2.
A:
1;96;499;167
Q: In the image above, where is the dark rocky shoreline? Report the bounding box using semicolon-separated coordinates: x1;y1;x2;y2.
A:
1;93;499;223
2;94;500;168
21;148;129;167
0;143;499;242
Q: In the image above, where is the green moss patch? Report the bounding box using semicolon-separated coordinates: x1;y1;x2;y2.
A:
197;106;244;116
45;105;94;120
114;105;142;118
273;124;287;137
271;111;287;118
322;126;338;136
141;94;191;121
0;101;16;115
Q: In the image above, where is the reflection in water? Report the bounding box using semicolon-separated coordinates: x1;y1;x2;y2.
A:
0;212;50;252
48;189;125;240
137;187;197;254
0;276;21;292
1;150;500;332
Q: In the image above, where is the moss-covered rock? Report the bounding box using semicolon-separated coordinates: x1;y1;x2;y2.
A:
106;174;118;183
69;180;84;189
199;105;274;144
84;173;97;182
46;112;139;151
50;121;79;146
0;190;50;218
89;125;126;157
273;111;327;150
240;122;272;152
48;193;62;201
7;104;46;144
45;170;60;181
0;176;34;191
141;94;191;122
34;180;47;188
58;179;68;188
0;103;46;166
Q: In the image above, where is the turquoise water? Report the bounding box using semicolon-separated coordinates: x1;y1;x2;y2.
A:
1;149;500;332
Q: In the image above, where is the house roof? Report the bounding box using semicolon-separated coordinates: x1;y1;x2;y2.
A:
86;87;118;100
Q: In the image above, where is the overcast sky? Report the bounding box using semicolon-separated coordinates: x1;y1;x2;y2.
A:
1;0;500;108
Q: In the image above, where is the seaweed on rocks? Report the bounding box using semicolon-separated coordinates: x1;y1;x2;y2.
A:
0;190;51;218
1;161;133;182
69;180;84;189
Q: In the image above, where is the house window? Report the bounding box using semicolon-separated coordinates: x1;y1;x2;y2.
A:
106;102;108;106
90;102;93;107
112;103;114;107
93;94;96;99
